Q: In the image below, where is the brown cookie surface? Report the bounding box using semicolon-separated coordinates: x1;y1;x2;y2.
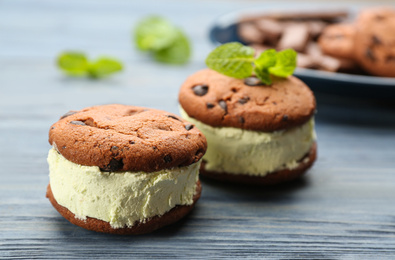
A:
179;69;316;132
46;181;202;235
49;104;207;172
354;7;395;77
200;143;316;185
318;23;356;60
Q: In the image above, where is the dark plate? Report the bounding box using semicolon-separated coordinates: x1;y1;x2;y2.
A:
209;8;395;100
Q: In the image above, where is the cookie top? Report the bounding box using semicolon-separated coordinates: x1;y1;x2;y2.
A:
318;23;356;60
354;7;395;77
49;104;207;173
179;69;316;132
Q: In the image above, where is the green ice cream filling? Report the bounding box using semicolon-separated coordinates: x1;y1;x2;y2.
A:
180;108;315;176
48;148;200;228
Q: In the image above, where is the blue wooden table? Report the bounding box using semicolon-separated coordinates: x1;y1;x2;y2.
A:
1;0;395;259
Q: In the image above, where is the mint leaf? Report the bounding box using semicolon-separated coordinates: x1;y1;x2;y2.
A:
268;49;297;77
134;16;192;64
57;52;123;79
253;49;277;84
88;57;123;78
206;42;255;79
205;44;297;84
57;52;88;76
254;67;272;85
254;49;277;70
134;16;178;51
153;29;191;64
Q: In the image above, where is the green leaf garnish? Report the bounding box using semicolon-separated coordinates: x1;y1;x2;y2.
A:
134;16;191;64
153;29;191;64
205;43;297;85
57;52;89;76
135;16;178;51
57;52;123;79
205;42;255;79
269;49;297;77
254;49;277;70
88;57;123;78
254;49;277;84
254;67;272;85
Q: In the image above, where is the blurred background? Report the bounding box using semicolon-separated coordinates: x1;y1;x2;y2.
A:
1;0;395;259
1;0;394;124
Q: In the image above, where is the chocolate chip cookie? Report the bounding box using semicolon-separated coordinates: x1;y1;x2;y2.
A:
318;23;356;60
49;104;206;172
179;69;317;185
354;7;395;77
47;104;207;234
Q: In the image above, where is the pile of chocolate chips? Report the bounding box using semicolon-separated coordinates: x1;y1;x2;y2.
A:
237;10;361;73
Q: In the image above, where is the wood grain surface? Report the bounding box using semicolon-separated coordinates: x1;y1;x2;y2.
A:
1;0;395;259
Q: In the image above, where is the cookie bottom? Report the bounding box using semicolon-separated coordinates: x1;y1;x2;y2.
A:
200;142;317;185
46;181;201;235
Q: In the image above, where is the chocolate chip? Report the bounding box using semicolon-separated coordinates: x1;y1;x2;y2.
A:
192;85;209;96
366;48;376;61
244;76;263;86
164;154;172;163
218;100;228;113
101;158;124;172
386;56;395;63
231;88;238;93
129;140;135;144
282;115;289;121
238;97;250;104
111;146;118;151
51;127;55;130
167;115;181;121
70;120;86;126
239;116;245;124
60;111;78;119
62;146;66;149
185;124;194;131
206;102;215;109
153;146;158;150
372;35;382;45
375;14;385;21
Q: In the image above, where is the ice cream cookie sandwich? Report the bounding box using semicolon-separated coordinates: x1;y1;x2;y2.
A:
179;67;316;185
46;104;207;234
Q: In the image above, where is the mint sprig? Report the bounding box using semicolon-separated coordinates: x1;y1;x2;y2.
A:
134;16;191;65
57;52;89;76
135;16;178;51
254;49;277;85
57;52;123;78
205;42;255;79
153;29;191;64
87;57;123;78
268;49;297;77
205;42;297;85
